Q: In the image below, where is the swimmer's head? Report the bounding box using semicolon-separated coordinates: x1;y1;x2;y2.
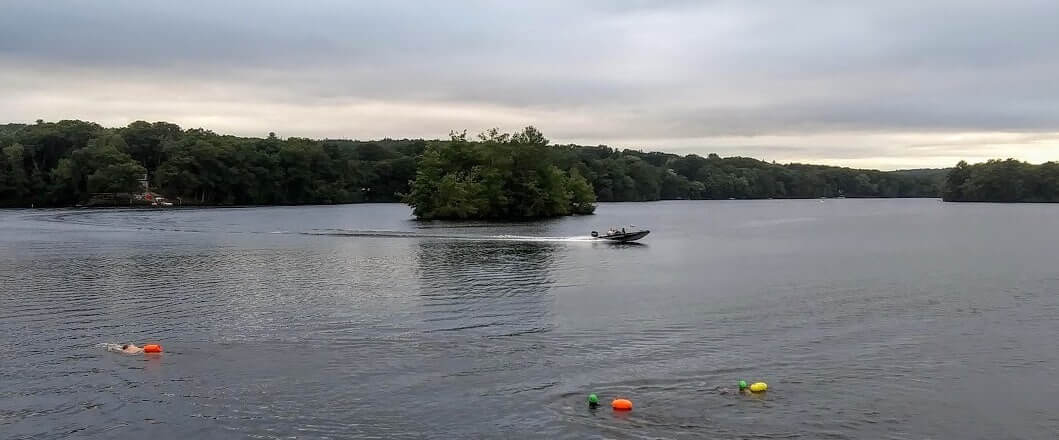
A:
738;380;748;390
122;344;129;350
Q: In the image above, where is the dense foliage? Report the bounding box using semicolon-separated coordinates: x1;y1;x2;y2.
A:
403;128;596;219
0;120;421;207
563;151;943;201
943;159;1059;202
1;119;947;212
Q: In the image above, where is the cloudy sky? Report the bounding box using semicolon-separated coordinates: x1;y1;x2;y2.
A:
2;1;1058;169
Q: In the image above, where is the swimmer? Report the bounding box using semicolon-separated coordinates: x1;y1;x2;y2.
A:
121;344;144;354
717;381;754;396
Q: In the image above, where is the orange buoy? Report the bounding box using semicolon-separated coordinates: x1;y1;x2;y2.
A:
611;398;633;411
143;344;163;353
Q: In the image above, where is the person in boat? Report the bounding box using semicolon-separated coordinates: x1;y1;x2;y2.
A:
621;227;626;234
121;344;144;354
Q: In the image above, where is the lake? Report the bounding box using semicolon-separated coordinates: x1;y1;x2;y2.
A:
1;199;1057;439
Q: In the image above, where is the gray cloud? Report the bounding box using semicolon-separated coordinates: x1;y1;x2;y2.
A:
2;0;1058;169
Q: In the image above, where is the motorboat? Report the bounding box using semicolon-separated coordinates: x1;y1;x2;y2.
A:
591;227;650;242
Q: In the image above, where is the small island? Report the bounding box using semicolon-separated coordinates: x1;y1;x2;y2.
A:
403;127;596;219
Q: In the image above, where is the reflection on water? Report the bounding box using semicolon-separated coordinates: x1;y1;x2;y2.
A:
414;240;557;337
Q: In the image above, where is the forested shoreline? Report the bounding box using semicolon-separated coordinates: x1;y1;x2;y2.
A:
0;120;951;213
943;159;1059;202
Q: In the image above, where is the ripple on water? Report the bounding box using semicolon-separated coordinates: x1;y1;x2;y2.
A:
3;202;1059;439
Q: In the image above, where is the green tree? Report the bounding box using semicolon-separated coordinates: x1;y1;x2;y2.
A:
568;168;596;214
50;134;146;202
120;120;182;171
88;161;146;193
3;143;29;203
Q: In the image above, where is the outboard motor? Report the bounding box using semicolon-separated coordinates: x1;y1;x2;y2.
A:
590;231;599;238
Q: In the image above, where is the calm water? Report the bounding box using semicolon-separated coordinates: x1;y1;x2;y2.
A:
1;200;1057;439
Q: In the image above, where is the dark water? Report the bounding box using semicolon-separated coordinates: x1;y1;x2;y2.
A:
2;200;1057;439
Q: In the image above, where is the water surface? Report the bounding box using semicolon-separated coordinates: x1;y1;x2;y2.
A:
1;200;1057;439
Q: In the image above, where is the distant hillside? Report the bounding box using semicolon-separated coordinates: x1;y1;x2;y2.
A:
889;168;951;177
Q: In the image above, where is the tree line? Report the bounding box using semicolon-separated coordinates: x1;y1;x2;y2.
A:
0;120;419;207
1;119;949;212
943;159;1059;202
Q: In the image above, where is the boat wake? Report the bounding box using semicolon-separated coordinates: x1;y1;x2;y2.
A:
492;234;598;242
303;229;597;243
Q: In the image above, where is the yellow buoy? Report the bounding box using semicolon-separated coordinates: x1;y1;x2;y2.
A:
749;382;768;392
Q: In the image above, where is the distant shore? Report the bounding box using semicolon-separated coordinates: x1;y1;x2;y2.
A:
2;120;948;212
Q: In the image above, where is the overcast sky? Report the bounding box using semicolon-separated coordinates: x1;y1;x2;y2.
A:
2;1;1058;169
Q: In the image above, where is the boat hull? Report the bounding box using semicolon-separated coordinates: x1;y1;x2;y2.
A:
599;230;650;242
